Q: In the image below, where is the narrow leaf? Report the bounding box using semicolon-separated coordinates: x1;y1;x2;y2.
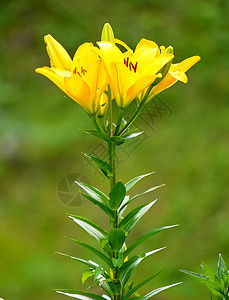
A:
68;215;107;242
143;282;182;299
125;172;155;192
83;153;113;179
66;237;113;268
217;254;228;281
180;270;223;295
109;182;126;210
201;261;215;281
76;181;109;203
124;225;178;257
56;290;105;300
120;184;165;211
119;200;157;233
56;252;99;269
119;248;165;289
122;131;144;140
80;192;114;219
126;269;165;297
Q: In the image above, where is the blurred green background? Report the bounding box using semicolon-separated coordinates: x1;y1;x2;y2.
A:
1;0;229;299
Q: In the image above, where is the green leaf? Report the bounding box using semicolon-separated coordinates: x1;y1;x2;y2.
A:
180;270;223;296
110;136;125;145
68;215;107;243
119;200;157;233
76;181;109;203
108;228;126;252
124;225;178;257
126;269;165;298
119;248;165;289
201;261;215;281
66;237;113;268
125;172;155;192
80;192;115;219
80;129;104;140
217;254;228;282
83;153;113;179
122;130;144;140
82;270;93;284
55;252;99;269
119;184;165;211
112;253;124;268
143;282;182;299
56;290;105;300
109;182;126;210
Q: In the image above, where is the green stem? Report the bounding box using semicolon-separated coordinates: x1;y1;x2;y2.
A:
108;142;116;189
119;85;153;135
114;108;124;136
108;85;113;137
108;141;120;300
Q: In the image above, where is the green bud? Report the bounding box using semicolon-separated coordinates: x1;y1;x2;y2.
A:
101;23;115;44
164;45;174;54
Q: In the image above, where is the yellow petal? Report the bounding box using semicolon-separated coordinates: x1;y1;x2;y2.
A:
135;38;160;58
64;75;92;114
169;70;188;83
142;53;174;75
172;55;201;73
126;75;157;106
44;34;72;71
98;93;108;116
35;67;70;93
147;73;177;102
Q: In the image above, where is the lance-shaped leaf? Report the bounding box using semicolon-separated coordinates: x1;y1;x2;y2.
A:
124;224;178;257
56;252;99;269
76;181;109;204
122;130;144;140
119;248;166;289
126;269;165;298
109;181;126;210
66;237;113;268
143;282;182;299
180;270;223;296
118;200;157;233
80;129;104;140
56;290;106;300
217;254;228;283
68;215;107;243
80;192;115;219
119;184;164;212
108;228;126;252
125;172;155;192
201;261;215;281
83;153;113;179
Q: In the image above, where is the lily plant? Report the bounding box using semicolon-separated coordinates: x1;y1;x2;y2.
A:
36;23;200;300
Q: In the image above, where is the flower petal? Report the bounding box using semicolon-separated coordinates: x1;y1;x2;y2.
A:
64;75;91;114
35;67;70;93
126;75;157;107
44;34;72;71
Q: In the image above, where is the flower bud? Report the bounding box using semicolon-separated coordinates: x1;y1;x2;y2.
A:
164;45;174;54
101;23;115;44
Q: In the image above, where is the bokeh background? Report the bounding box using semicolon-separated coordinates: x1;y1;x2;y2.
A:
1;0;229;299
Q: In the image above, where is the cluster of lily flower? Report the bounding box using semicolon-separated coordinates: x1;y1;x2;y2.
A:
36;23;200;119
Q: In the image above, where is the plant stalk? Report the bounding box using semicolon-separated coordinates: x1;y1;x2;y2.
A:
108;141;120;300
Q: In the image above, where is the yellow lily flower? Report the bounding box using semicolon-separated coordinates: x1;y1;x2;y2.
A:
145;55;201;102
97;39;174;108
36;35;108;115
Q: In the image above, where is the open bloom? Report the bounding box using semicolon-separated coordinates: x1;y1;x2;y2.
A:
144;54;201;102
97;39;174;108
36;35;108;115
